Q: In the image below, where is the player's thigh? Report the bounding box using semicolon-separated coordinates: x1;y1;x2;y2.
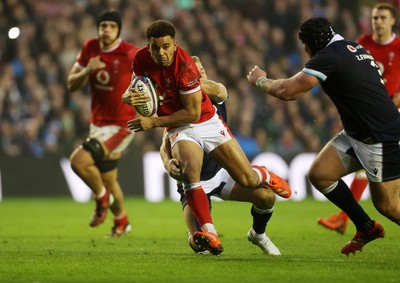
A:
172;140;204;182
70;147;94;168
209;139;255;183
308;143;348;188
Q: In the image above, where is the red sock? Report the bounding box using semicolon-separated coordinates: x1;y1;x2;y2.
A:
184;188;212;226
350;177;369;201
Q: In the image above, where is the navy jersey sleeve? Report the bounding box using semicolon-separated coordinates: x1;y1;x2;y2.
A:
302;49;338;82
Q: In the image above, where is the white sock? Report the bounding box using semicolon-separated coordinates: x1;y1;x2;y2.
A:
253;205;274;214
96;187;106;199
114;213;126;220
251;228;266;239
202;223;217;234
252;167;271;184
320;181;338;195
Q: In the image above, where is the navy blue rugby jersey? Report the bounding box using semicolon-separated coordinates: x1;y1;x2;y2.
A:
200;102;227;181
303;39;400;143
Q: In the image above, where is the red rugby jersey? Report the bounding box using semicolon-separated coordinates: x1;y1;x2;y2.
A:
357;34;400;98
75;38;139;127
132;46;215;123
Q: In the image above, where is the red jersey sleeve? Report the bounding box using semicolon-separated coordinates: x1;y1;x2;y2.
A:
76;39;96;68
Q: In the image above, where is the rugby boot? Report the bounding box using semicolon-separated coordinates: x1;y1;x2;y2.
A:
341;221;384;255
317;213;348;234
89;192;110;227
247;228;281;255
110;214;131;237
253;165;292;198
193;231;224;255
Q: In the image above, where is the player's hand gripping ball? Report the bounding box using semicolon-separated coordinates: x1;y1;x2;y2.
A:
130;76;159;117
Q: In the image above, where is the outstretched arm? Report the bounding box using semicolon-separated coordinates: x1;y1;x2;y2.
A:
201;78;227;103
247;65;320;101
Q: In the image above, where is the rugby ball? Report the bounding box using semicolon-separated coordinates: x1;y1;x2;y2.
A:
130;75;158;117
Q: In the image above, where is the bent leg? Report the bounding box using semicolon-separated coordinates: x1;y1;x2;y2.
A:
309;144;374;231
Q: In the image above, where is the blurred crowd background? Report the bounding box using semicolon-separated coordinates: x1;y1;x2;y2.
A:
0;0;399;162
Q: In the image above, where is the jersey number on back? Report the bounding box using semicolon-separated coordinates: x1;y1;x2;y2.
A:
370;60;385;85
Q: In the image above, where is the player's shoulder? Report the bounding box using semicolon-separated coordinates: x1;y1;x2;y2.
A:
134;46;151;61
120;40;139;51
119;40;140;59
136;46;149;55
175;47;196;72
356;34;372;44
393;35;400;46
175;46;192;60
83;38;100;48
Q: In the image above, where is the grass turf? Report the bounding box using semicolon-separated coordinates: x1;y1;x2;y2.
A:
0;197;398;283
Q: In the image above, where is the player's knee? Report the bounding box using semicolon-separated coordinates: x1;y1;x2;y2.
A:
254;190;275;208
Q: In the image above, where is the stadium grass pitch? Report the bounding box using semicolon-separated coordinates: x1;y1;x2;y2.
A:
0;197;398;283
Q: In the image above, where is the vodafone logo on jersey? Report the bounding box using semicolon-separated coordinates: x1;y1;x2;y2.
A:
96;70;110;84
347;45;357;53
95;70;113;91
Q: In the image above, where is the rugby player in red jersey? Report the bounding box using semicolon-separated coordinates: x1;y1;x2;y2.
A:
318;2;400;235
122;20;291;255
67;10;138;237
160;56;281;255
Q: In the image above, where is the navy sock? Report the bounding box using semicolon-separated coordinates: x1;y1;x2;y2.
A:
251;205;272;234
323;179;372;231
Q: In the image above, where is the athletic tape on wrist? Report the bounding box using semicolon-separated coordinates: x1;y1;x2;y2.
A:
256;76;268;88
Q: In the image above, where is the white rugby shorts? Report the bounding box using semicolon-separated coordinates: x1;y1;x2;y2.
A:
329;130;400;182
167;112;233;153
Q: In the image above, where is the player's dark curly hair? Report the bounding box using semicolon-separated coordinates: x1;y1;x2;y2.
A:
145;20;176;40
298;18;335;55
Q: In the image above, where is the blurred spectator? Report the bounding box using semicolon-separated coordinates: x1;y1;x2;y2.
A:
235;119;261;160
275;127;304;163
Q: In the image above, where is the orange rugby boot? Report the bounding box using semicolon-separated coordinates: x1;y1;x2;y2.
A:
253;165;292;198
193;231;224;255
317;213;348;234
